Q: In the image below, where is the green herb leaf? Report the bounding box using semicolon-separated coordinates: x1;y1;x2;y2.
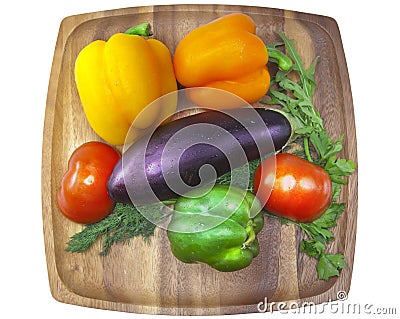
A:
313;203;345;229
307;223;335;243
66;203;156;255
300;239;325;258
317;254;346;281
309;132;346;166
295;126;314;135
325;157;356;178
305;56;319;96
279;77;309;100
275;69;292;82
277;31;311;98
331;182;342;201
216;158;262;193
269;89;295;104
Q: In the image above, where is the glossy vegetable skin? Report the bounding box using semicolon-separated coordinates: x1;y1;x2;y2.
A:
167;185;264;272
57;142;120;224
266;46;293;71
253;153;332;223
107;108;292;205
173;13;270;105
75;33;177;145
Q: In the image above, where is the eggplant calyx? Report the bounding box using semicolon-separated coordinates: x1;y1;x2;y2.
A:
263;107;304;150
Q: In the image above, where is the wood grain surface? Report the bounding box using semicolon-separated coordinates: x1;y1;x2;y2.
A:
42;4;358;315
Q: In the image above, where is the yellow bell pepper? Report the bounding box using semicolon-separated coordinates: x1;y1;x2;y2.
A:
75;32;177;145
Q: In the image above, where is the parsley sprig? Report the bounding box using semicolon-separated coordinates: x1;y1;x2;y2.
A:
262;32;356;280
265;203;346;280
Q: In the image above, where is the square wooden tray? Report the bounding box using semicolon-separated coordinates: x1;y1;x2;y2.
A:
42;4;358;315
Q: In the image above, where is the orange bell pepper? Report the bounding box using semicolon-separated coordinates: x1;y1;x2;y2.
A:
173;13;270;107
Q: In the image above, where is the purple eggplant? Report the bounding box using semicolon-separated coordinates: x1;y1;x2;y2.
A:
107;108;292;205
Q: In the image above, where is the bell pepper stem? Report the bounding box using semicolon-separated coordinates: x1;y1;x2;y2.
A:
124;23;153;36
242;222;256;249
162;199;177;206
266;45;293;71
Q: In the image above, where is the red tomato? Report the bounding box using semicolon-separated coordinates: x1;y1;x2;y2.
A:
253;153;332;223
57;142;120;224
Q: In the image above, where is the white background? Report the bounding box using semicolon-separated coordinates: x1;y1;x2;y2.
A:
1;0;399;318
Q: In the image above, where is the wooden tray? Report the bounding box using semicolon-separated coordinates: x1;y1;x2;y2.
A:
42;4;358;315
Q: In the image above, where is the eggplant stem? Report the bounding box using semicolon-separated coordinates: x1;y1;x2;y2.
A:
264;108;305;148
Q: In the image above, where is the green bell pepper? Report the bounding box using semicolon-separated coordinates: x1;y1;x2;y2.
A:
167;185;264;272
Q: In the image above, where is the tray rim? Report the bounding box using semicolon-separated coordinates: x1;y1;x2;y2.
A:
42;3;358;315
